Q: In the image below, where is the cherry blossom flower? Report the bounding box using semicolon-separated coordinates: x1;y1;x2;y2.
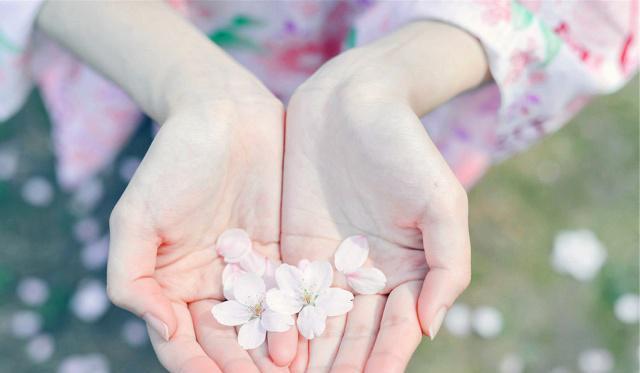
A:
216;229;266;275
212;273;293;349
266;261;354;339
334;236;386;295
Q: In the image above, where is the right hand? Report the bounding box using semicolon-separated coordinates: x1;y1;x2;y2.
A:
107;86;296;373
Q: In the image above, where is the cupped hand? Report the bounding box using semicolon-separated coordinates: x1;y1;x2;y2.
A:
107;89;296;372
281;46;473;372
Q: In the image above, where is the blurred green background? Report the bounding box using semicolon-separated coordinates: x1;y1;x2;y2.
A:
0;78;637;372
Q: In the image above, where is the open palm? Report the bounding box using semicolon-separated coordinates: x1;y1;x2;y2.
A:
107;96;292;373
281;58;472;372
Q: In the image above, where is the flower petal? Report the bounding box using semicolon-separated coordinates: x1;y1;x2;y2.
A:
297;305;327;340
238;318;266;350
261;309;294;332
263;259;278;290
298;259;310;271
275;263;304;295
211;300;252;326
233;272;266;307
303;261;333;294
265;289;303;315
222;264;245;300
346;267;387;295
239;250;266;276
216;229;251;263
316;288;354;317
334;235;369;273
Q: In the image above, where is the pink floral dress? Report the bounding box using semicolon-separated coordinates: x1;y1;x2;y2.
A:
0;0;636;189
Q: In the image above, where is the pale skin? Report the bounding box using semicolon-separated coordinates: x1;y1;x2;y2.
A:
37;2;488;372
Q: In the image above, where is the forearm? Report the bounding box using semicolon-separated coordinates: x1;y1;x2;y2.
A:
36;0;261;122
364;21;490;116
309;21;489;117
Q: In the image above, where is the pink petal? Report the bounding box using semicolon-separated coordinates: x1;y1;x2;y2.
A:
233;273;265;307
275;263;304;295
263;259;278;290
265;289;303;315
238;251;266;276
297;306;327;340
238;318;266;350
303;261;333;294
221;264;245;300
334;235;369;274
216;229;251;263
211;300;252;326
261;309;294;332
347;267;387;295
316;288;354;317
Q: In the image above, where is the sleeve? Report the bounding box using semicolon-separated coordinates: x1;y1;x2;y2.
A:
0;0;44;121
351;0;638;160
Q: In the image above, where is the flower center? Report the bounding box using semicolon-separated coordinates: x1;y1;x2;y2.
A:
252;303;264;318
302;289;317;305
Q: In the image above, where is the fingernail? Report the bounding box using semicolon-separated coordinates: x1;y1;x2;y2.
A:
144;313;170;341
428;307;447;341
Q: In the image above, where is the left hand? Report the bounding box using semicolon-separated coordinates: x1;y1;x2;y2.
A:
281;21;489;372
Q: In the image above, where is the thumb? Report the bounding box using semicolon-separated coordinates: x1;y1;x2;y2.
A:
417;192;471;340
107;207;177;341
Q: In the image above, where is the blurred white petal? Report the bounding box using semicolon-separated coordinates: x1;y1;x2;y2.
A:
22;177;54;207
26;334;55;363
70;279;109;322
444;303;472;337
551;229;607;281
614;293;639;324
578;348;613;373
472;306;503;338
17;276;49;307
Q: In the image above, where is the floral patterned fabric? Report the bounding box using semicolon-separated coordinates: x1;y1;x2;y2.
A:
0;0;636;189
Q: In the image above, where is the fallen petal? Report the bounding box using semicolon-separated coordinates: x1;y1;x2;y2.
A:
347;267;387;295
211;301;252;326
297;306;327;340
266;289;303;315
238;318;266;350
216;229;252;263
239;250;266;276
334;235;369;274
233;273;266;307
261;309;294;332
303;261;333;294
316;288;354;317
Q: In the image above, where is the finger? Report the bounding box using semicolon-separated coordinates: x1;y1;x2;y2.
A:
107;207;176;340
289;329;309;373
331;295;386;373
246;334;290;373
149;301;221;373
267;320;299;366
418;187;471;339
189;299;260;373
364;281;422;373
307;314;347;372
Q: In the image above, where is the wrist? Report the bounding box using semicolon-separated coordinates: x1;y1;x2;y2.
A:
298;21;489;116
